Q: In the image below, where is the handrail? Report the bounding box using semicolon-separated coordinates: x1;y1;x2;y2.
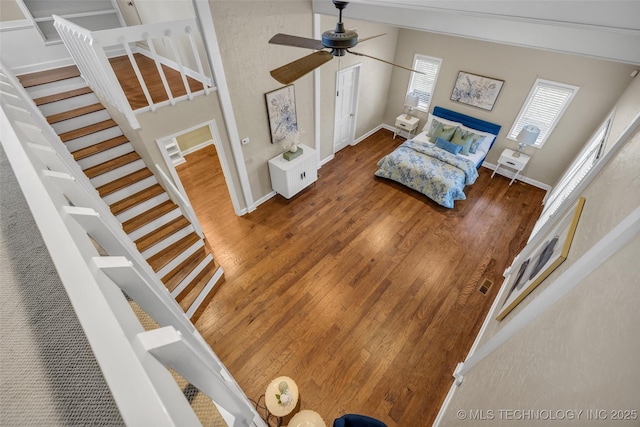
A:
52;15;213;129
1;63;263;427
155;163;204;239
1;90;200;427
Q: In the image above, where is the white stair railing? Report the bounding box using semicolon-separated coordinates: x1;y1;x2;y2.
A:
154;163;204;239
53;15;213;130
1;63;264;427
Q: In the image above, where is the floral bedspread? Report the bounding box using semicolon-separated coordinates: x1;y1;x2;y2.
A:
374;139;478;208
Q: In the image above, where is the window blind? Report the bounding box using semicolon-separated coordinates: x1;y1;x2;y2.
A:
508;79;579;148
529;114;611;239
407;55;442;111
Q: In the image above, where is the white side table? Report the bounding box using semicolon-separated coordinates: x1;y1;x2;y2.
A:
265;376;299;426
492;148;530;185
394;114;419;139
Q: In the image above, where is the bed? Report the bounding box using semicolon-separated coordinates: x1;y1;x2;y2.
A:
375;107;501;208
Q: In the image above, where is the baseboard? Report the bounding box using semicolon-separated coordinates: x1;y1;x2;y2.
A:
12;57;76;76
319;154;335;167
12;45;127;76
181;140;214;157
481;162;551;192
352;124;386;146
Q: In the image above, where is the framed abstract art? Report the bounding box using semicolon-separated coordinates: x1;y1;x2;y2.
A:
451;71;504;111
497;197;586;320
265;85;298;143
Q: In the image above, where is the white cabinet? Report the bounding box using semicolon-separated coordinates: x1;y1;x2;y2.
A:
268;145;317;199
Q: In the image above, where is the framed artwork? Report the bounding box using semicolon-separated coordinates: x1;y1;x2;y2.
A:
497;197;586;321
265;85;298;143
450;71;504;111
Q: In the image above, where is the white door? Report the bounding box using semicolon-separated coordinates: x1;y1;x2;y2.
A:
334;64;360;153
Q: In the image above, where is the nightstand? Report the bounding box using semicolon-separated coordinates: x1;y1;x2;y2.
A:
394;115;419;139
492;148;530;185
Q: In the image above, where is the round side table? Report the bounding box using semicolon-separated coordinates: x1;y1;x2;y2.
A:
288;409;327;427
265;376;299;426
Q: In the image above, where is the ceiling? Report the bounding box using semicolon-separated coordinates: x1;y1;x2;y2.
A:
313;0;640;65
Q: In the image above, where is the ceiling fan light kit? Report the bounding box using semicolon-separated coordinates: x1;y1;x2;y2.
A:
268;0;423;85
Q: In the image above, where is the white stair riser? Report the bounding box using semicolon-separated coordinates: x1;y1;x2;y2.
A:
65;126;123;152
127;208;182;242
38;92;100;117
170;254;213;298
78;143;134;169
156;240;204;279
115;192;170;223
52;109;111;134
186;266;224;318
102;175;157;205
89;159;146;188
143;224;195;259
26;78;87;99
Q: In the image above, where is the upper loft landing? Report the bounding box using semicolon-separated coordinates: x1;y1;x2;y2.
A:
51;15;214;129
17;56;206;113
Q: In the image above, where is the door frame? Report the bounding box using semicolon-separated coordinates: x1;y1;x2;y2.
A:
333;63;361;153
156;119;244;216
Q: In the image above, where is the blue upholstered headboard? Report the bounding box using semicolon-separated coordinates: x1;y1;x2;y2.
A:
432;107;502;168
433;106;502;136
433;107;502;135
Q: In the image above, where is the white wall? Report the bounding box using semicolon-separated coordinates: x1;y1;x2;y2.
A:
0;0;72;74
437;76;640;426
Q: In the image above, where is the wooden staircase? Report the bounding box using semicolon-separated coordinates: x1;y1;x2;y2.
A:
17;65;221;322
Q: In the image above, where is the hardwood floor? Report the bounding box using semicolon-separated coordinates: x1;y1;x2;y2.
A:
109;54;206;110
176;130;545;426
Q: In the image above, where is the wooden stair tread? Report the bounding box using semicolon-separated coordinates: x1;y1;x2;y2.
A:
135;215;191;253
17;65;80;88
161;247;208;292
72;135;130;161
34;86;93;106
147;232;201;272
96;167;153;197
84;152;141;179
122;199;177;234
60;119;118;142
110;183;165;216
178;260;218;312
47;103;105;124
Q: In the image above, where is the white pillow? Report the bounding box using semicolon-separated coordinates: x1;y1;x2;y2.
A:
423;113;462;135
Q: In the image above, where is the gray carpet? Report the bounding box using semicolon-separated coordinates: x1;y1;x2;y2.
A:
0;144;124;426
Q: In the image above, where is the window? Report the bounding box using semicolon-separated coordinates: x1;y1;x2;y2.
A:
529;111;613;240
508;79;579;148
406;54;442;111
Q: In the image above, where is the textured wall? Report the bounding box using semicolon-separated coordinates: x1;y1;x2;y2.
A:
438;76;640;426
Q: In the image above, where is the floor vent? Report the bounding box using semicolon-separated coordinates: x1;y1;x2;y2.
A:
478;278;493;295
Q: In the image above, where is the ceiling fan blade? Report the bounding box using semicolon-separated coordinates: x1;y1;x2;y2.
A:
348;50;425;74
358;33;387;43
269;33;326;51
270;51;334;85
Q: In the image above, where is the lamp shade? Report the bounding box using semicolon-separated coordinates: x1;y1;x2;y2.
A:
404;93;419;109
517;125;540;146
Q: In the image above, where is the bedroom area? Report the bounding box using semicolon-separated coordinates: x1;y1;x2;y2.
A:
1;0;638;426
184;1;639;425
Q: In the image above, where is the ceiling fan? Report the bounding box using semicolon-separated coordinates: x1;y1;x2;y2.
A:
269;0;423;85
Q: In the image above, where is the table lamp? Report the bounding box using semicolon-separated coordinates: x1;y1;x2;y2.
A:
404;93;419;119
514;124;540;157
